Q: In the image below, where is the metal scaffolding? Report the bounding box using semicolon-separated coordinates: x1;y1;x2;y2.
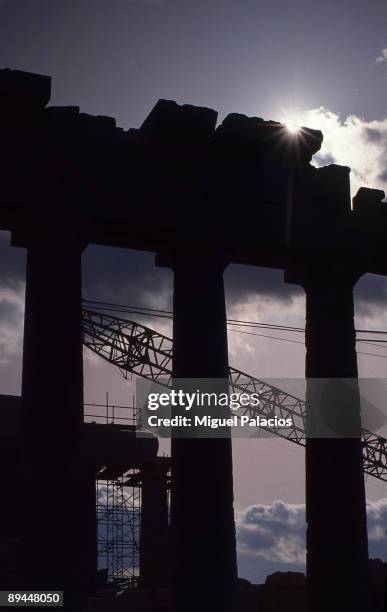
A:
85;402;142;587
96;472;141;587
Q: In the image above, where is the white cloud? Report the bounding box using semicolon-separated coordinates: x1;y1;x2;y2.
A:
282;107;387;198
237;500;305;563
294;107;387;198
236;497;387;583
376;49;387;64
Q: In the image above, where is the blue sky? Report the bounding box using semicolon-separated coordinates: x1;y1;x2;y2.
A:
1;0;387;125
2;0;387;583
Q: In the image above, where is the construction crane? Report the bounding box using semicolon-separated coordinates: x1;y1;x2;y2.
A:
81;308;387;482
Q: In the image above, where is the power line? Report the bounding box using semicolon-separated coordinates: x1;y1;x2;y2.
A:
83;299;387;336
357;352;387;360
83;299;173;315
227;328;387;359
227;328;304;344
82;299;387;361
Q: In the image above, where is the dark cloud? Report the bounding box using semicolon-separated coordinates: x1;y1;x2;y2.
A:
0;355;22;395
367;498;387;558
0;297;23;327
363;127;384;143
354;274;387;314
82;245;173;308
314;152;336;166
0;232;26;290
225;265;301;306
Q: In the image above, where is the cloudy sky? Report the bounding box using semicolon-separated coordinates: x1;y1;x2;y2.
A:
2;0;387;584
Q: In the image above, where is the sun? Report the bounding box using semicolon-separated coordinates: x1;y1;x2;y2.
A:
284;118;301;134
279;111;306;135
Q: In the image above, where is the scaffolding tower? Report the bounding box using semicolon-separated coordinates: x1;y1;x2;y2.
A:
85;402;143;587
96;472;141;587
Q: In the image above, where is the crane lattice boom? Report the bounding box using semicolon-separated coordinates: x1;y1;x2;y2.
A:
82;308;387;482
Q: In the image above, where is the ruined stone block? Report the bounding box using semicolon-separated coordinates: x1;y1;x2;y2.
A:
0;68;51;113
213;112;322;165
140;99;217;142
353;187;386;213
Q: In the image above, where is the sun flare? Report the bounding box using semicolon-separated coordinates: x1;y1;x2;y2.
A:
285;118;301;134
280;111;306;135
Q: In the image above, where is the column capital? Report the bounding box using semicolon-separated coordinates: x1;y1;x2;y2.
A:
284;259;364;291
11;214;89;252
156;244;228;273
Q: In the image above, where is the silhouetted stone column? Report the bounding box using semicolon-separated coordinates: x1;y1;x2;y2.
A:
140;459;170;585
13;222;87;611
286;264;368;612
157;248;237;612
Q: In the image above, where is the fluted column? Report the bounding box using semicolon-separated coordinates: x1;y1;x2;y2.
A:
157;248;237;612
287;263;368;612
13;221;87;611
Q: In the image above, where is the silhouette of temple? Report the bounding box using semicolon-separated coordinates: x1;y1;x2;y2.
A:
1;67;387;611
